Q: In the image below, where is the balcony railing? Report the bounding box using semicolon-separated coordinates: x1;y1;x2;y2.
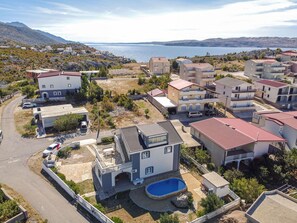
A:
224;151;254;164
231;97;254;101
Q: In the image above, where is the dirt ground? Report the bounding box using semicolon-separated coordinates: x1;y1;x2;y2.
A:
1;184;45;223
59;146;95;165
14;106;33;135
96;78;144;94
114;99;165;128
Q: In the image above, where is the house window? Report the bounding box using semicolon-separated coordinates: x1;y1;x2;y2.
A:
68;84;72;87
67;77;70;80
42;85;46;88
145;166;154;175
223;91;225;95
50;84;54;88
142;151;150;159
148;135;167;144
268;87;271;91
267;94;270;98
164;146;172;154
295;138;297;145
53;91;62;96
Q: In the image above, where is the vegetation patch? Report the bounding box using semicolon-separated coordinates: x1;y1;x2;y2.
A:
53;113;83;132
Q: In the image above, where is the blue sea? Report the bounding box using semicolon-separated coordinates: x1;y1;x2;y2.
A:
88;43;267;62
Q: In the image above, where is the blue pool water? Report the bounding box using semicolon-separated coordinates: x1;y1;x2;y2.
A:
146;178;186;198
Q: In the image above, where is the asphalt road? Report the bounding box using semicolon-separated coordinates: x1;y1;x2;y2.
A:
0;96;89;223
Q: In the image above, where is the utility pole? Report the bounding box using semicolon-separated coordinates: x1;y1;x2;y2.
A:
224;96;228;117
96;111;100;140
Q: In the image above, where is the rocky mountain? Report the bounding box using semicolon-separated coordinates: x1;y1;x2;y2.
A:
141;37;297;48
0;21;71;45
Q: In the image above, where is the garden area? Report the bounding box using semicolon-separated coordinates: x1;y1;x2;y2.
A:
14;106;36;137
0;187;20;222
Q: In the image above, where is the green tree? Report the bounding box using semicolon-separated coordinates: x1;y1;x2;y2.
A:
144;108;150;118
223;169;244;183
200;193;224;213
284;148;297;179
195;149;210;164
53;114;83;132
21;85;36;98
159;213;179;223
172;60;179;70
0;189;5;203
111;217;124;223
101;96;114;112
230;178;265;203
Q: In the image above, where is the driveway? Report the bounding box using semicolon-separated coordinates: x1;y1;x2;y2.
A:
0;96;89;223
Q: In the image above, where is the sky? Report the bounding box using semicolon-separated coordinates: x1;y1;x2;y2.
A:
1;0;297;42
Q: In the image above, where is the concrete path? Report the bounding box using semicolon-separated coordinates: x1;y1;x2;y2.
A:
0;96;89;223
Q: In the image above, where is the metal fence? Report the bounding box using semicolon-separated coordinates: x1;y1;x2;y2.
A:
181;153;209;174
42;162;114;223
0;91;19;104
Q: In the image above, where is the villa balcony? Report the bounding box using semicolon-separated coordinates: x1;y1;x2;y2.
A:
180;90;206;96
232;89;256;93
230;104;256;111
231;97;254;101
224;150;254;165
179;97;219;104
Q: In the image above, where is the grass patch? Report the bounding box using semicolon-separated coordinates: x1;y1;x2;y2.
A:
14;108;36;137
77;179;95;195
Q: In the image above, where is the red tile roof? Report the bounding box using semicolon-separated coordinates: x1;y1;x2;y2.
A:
262;111;297;130
37;71;81;78
169;79;195;90
251;59;278;64
147;88;164;97
256;80;288;88
190;118;285;150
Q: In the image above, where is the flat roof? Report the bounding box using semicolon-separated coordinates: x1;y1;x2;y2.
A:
246;190;297;223
137;123;167;136
147;88;164;97
153;97;177;108
183;63;213;69
190;118;285;150
202;172;229;188
120;121;183;153
34;104;88;118
169;79;195;90
215;77;248;87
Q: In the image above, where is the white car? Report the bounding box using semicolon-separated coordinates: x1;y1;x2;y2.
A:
42;143;62;158
188;111;203;118
22;102;37;109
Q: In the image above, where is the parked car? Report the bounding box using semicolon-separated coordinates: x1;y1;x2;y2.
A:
0;130;3;144
205;110;217;116
188;111;203;118
42;143;62;158
80;121;88;133
22;102;37;109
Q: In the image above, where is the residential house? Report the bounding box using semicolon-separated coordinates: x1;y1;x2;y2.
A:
244;59;286;80
254;79;297;109
176;58;192;66
33;104;88;132
277;50;297;62
26;68;58;80
190;118;285;168
252;111;297;149
202;172;230;198
37;71;81;99
94;121;183;194
215;77;256;112
179;63;216;87
149;57;170;75
246;189;297;223
168;79;218;113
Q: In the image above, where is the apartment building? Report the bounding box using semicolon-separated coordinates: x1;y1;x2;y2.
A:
252;111;297;149
94;121;183;194
179;63;216;87
244;59;286;80
277;50;297;62
149;57;170;75
215;77;255;112
255;79;297;109
37;71;81;99
176;58;192;66
168;79;218;112
190;118;285;168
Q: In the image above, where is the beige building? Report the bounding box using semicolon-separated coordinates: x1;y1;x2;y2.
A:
255;79;297;109
244;59;286;80
149;57;170;75
179;63;216;87
168;79;218;112
215;77;256;112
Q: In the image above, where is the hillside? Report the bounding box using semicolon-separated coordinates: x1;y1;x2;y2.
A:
0;22;71;45
141;37;297;48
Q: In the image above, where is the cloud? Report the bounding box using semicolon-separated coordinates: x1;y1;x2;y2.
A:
35;2;87;16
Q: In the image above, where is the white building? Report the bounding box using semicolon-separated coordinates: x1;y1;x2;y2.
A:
244;59;286;80
202;172;230;198
179;63;216;87
252;111;297;149
254;79;297;109
176;58;192;66
215;77;255;112
149;57;170;75
37;71;81;99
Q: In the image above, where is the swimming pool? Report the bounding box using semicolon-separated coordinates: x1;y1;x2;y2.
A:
145;178;187;200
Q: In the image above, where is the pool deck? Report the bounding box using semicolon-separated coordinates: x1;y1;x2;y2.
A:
129;172;205;212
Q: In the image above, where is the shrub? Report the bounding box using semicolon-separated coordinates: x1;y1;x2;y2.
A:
196;209;205;217
223;169;244;183
187;193;194;207
57;147;72;159
53;114;83;132
101;136;114;144
111;216;124;223
200;193;224;213
195;149;210;164
67;180;79;194
159;213;179;223
21;85;36;98
94;203;106;213
207;163;215;171
0;200;20;222
0;189;5;203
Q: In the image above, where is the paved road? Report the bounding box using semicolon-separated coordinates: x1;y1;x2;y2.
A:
0;96;89;223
